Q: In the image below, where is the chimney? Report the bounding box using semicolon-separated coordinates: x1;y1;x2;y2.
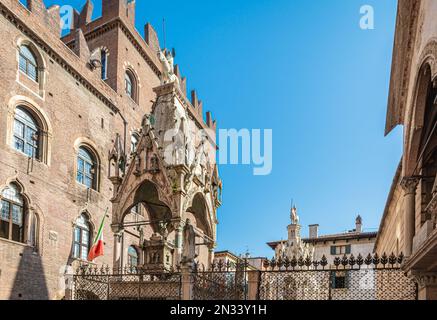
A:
355;215;362;233
309;224;319;239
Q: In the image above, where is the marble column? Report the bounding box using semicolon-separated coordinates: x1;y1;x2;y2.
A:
401;177;420;257
112;230;124;272
173;220;184;265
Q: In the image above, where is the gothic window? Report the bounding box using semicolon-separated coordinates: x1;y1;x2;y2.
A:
73;214;91;260
131;133;139;153
101;50;108;80
13;107;40;159
19;45;38;82
128;246;138;267
124;69;137;102
0;183;26;243
125;71;133;98
76;147;98;190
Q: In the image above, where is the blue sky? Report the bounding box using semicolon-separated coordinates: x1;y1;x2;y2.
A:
45;0;402;258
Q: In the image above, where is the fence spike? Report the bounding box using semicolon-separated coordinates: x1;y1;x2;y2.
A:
349;254;356;268
333;257;341;269
364;253;372;266
320;255;328;269
398;252;404;265
341;254;348;267
381;253;388;267
372;253;380;267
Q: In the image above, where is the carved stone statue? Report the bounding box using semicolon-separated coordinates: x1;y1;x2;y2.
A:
291;206;299;225
158;49;180;87
182;219;196;263
141;114;152;134
134;155;141;175
158;221;169;240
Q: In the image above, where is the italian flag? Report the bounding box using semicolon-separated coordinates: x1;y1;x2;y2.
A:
87;210;107;262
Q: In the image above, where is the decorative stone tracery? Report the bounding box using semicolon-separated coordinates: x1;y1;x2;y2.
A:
108;82;221;271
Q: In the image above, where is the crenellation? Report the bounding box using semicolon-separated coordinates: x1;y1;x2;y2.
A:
144;22;160;52
191;89;199;108
78;0;93;27
72;28;90;61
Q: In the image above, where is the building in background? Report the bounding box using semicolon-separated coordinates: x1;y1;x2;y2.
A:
267;206;377;267
213;251;261;271
0;0;221;300
374;0;437;300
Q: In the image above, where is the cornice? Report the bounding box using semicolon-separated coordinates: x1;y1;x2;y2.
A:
385;0;421;135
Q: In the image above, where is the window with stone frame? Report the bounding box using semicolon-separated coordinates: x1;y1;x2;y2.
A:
0;183;26;243
19;45;38;82
330;244;351;255
76;146;98;190
125;71;133;98
124;70;137;102
13;107;41;160
73;214;92;261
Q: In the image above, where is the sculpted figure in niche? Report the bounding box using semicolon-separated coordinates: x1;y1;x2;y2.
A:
182;219;196;263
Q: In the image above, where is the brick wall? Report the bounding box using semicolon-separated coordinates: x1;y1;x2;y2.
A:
0;0;172;300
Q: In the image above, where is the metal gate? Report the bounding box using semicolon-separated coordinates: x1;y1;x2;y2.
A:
73;266;182;300
192;261;248;300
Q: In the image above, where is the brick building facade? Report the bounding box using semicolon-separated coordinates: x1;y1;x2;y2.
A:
0;0;221;300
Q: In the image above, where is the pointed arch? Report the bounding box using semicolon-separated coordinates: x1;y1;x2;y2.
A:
123;64;140;103
0;180;31;244
185;192;214;239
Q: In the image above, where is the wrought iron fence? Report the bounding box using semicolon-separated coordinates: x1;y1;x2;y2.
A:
259;253;418;300
191;261;248;300
73;265;182;300
72;253;418;300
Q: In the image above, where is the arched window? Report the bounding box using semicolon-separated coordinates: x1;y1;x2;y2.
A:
19;45;38;82
128;246;138;267
0;183;26;243
73;214;91;261
101;50;108;80
76;147;98;190
13;106;40;159
125;71;134;98
131;133;139;153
